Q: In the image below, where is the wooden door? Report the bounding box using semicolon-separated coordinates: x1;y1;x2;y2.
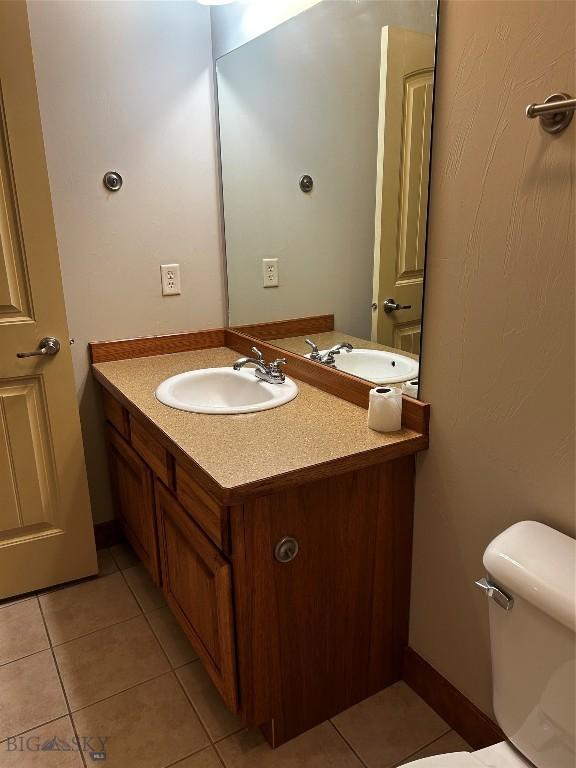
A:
372;26;435;353
0;3;96;598
155;480;238;711
106;426;160;584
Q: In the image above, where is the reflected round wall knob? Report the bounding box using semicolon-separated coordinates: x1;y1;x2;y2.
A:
274;536;299;563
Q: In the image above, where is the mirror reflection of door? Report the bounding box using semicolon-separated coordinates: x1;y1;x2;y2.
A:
372;27;435;354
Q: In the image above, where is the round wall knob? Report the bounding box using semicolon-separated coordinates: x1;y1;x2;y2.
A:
103;171;123;191
274;536;299;563
299;174;313;193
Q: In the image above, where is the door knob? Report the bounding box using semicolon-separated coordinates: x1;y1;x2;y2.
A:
17;336;61;358
383;298;412;314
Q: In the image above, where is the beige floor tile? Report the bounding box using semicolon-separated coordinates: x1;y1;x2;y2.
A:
39;572;140;645
216;723;362;768
0;650;67;742
110;542;139;570
396;731;472;766
97;548;118;577
172;746;223;768
147;605;198;668
123;564;164;613
331;682;450;768
177;661;242;741
0;600;49;667
54;615;170;710
72;672;209;768
0;716;84;767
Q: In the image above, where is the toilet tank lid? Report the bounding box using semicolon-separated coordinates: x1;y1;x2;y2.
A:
483;521;575;631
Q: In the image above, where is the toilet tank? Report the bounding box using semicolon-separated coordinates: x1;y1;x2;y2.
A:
482;521;575;768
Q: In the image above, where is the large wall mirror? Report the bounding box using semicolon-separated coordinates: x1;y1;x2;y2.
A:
217;0;438;399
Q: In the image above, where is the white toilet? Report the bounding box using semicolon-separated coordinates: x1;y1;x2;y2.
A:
404;521;575;768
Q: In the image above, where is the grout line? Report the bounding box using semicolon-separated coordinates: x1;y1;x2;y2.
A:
139;592;245;752
119;564;164;614
37;598;88;768
170;658;244;747
171;660;214;746
67;669;172;715
0;714;71;746
163;741;225;768
47;611;144;649
0;646;50;671
211;741;232;768
389;728;454;768
329;720;371;768
108;543;139;571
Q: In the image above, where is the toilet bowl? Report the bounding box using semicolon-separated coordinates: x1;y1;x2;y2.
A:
403;522;575;768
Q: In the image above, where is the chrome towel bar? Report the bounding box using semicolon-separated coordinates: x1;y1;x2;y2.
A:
526;92;575;134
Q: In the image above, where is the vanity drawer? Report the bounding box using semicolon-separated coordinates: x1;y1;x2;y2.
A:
101;388;130;439
106;425;160;585
155;480;238;712
130;415;173;487
176;464;229;553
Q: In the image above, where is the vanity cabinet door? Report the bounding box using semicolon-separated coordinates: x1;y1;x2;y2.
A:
155;480;238;712
106;425;160;584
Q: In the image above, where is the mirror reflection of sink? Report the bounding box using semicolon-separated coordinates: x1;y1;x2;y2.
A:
307;348;418;385
155;367;298;415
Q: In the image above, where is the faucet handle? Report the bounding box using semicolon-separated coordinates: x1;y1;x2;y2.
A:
251;346;264;362
305;339;323;362
269;358;287;381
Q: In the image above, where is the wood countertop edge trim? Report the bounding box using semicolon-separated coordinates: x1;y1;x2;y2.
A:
92;367;428;505
89;327;227;363
231;314;334;340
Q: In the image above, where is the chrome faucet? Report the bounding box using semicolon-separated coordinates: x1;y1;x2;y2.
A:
233;346;287;384
305;339;353;366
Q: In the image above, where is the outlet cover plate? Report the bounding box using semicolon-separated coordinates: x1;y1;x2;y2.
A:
262;258;279;288
160;264;181;296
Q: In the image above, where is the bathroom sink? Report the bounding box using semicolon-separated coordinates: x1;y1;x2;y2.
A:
155;367;298;414
308;348;419;384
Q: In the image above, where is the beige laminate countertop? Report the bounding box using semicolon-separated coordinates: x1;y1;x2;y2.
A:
93;346;425;496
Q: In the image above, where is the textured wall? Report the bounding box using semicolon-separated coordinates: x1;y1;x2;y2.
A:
28;1;226;523
411;0;575;714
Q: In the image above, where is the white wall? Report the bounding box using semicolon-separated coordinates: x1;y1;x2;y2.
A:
218;0;435;338
411;0;575;715
27;1;226;524
210;0;323;59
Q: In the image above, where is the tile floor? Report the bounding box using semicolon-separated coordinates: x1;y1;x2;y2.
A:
0;544;471;767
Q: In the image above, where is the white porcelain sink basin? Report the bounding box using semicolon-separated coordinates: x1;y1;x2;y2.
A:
155;367;298;414
308;348;419;384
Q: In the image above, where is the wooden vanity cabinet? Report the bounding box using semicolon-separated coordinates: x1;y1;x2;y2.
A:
106;425;160;584
101;390;417;747
155;480;238;710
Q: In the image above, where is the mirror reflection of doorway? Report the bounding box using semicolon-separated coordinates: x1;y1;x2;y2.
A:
372;26;435;355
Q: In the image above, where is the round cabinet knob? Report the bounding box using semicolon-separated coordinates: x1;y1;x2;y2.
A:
274;536;299;563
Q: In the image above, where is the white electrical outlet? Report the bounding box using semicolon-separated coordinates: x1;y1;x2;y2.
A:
262;258;279;287
160;264;181;296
